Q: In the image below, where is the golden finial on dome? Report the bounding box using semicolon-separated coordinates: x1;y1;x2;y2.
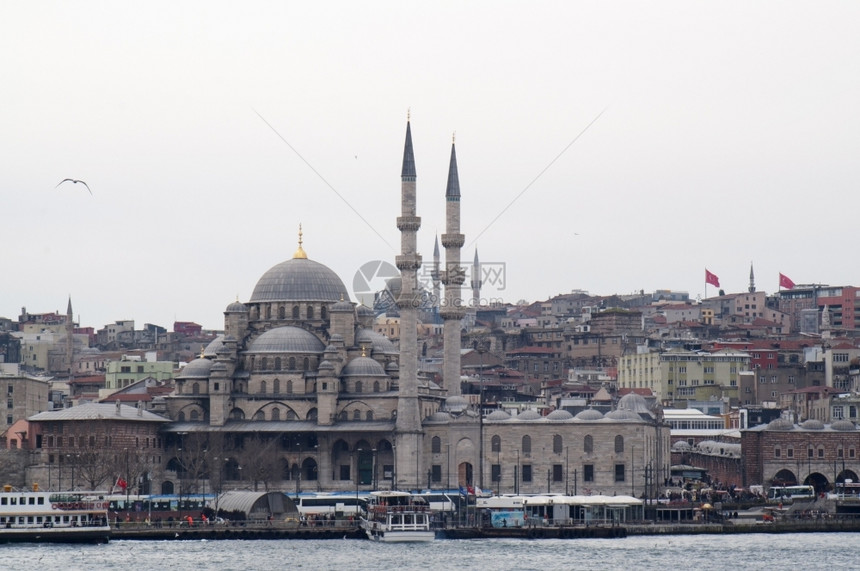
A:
293;223;308;259
407;108;410;121
452;131;456;144
361;345;367;357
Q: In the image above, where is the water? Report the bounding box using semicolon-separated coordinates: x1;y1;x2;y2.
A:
3;533;859;570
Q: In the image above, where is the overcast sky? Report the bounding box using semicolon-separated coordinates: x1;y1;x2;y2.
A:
3;2;859;331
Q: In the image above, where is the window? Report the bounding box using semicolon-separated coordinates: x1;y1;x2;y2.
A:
584;464;594;482
307;306;314;319
774;447;781;458
584;435;593;454
522;435;531;456
432;465;442;483
366;411;373;421
614;435;624;454
552;464;563;482
431;436;441;454
818;447;824;458
353;410;361;421
553;434;563;455
615;464;625;482
260;381;267;394
292;306;299;319
355;381;362;394
808;447;814;458
272;408;280;421
373;381;380;393
522;464;532;482
491;435;501;453
787;448;794;458
491;464;501;482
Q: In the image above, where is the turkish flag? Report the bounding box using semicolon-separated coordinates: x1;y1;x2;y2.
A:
779;273;796;290
705;269;720;288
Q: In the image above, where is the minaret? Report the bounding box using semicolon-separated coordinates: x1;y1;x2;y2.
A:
471;248;482;309
748;262;756;293
65;296;74;377
432;235;441;317
394;115;423;489
441;134;465;397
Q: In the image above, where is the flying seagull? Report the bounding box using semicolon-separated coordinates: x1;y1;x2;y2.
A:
56;178;92;195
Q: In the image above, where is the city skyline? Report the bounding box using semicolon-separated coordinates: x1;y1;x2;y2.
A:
4;2;859;330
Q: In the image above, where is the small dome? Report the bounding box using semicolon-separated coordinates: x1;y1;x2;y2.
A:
356;329;398;355
767;418;795;431
605;409;642;421
445;396;469;414
831;420;857;431
203;335;226;357
341;356;386;377
801;419;825;430
331;298;354;312
177;357;212;379
672;441;692;452
546;409;574;421
357;305;375;317
226;300;247;313
574;409;605;421
426;411;452;422
248;326;325;353
385;361;399;372
318;360;335;371
617;393;651;413
515;410;543;421
486;410;512;421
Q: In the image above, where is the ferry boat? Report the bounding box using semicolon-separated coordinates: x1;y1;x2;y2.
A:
0;485;111;543
360;491;435;543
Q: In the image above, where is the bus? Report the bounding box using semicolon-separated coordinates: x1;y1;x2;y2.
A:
294;494;367;517
105;493;214;521
767;485;815;501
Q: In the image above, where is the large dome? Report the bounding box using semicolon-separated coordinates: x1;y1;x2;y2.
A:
250;257;348;303
248;326;325;353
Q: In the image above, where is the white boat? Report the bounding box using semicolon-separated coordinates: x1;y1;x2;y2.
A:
0;485;111;543
360;491;435;542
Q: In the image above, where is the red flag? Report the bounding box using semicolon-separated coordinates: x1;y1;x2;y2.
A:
779;273;795;290
117;477;128;492
705;269;720;288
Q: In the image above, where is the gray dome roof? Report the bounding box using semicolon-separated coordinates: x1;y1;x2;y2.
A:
445;396;469;414
831;420;857;431
800;419;825;430
341;356;386;377
515;410;543;421
385;361;399;372
574;409;605;421
767;418;794;431
250;257;348;303
605;409;642;421
178;357;212;379
331;298;354;312
203;335;226;357
546;409;574;421
318;360;335;371
672;441;692;452
226;300;248;313
248;326;325;353
426;411;452;422
486;410;512;421
618;393;651;413
356;329;398;355
357;305;375;317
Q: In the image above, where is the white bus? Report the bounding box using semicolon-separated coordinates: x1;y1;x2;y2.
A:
294;494;367;516
767;485;815;501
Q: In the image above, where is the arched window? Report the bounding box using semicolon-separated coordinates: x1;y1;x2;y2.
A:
339;410;348;421
366;410;373;421
307;408;318;421
265;305;271;319
287;409;297;420
287;380;293;394
432;436;442;453
190;410;199;421
353;410;361;421
492;435;501;453
260;381;267;394
553;434;563;454
321;306;327;320
373;381;380;392
307;306;314;319
278;306;286;319
615;435;624;454
289;357;296;370
192;382;199;395
178;411;186;422
292;305;300;319
230;408;246;420
272;407;280;421
584;435;593;453
355;381;362;394
253;410;264;421
303;357;309;371
274;379;280;394
275;357;281;370
261;357;268;370
522;435;532;456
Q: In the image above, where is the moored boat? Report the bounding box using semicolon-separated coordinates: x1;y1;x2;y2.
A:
0;485;111;543
360;491;435;543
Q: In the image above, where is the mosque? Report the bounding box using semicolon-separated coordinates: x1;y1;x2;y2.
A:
162;119;670;497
